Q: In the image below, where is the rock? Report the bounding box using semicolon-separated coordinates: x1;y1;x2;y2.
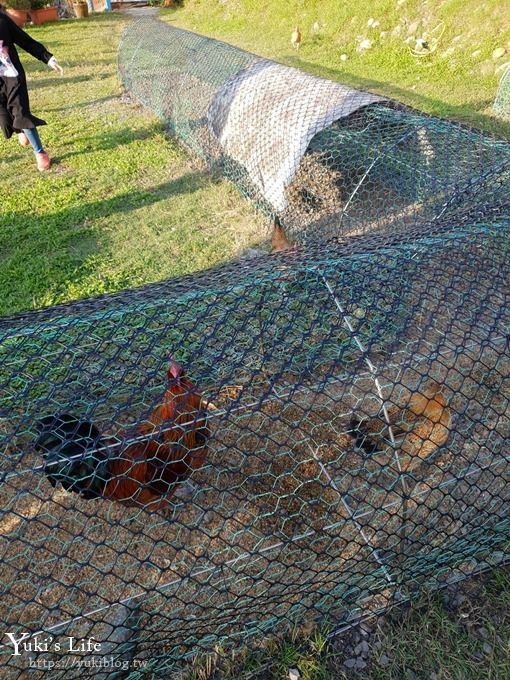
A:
340;53;350;61
354;640;370;656
380;31;388;39
379;654;391;667
356;658;367;669
367;17;375;27
471;49;481;58
391;25;402;37
493;47;507;60
483;642;493;655
289;669;301;680
344;658;357;669
312;21;321;33
358;39;372;51
408;21;420;35
397;0;406;5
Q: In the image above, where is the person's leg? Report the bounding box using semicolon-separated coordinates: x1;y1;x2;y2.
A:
18;132;30;146
23;127;45;153
22;127;51;171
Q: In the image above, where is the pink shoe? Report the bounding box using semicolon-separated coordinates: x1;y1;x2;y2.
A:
18;132;30;147
36;152;51;171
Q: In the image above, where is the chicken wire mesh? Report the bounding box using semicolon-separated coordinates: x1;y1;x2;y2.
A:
118;18;510;247
0;210;509;676
494;65;510;119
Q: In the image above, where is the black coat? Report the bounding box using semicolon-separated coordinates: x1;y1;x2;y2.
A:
0;12;52;139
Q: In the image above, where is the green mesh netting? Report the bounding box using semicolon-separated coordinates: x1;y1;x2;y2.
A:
118;18;510;245
1;16;510;679
494;65;510;118
1;215;509;676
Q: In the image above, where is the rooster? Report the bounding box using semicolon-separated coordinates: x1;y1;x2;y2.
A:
350;380;452;473
33;358;210;512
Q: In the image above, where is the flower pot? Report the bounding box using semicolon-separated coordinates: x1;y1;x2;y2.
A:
73;2;88;17
6;8;30;27
30;7;59;24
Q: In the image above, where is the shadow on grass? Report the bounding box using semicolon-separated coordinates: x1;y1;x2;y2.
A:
62;57;119;69
54;125;164;160
3;171;210;233
0;151;25;165
0;171;212;316
47;95;123;114
28;73;110;91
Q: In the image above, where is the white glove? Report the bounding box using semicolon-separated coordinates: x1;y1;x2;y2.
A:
48;57;64;75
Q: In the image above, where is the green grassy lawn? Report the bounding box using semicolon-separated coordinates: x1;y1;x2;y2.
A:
186;568;510;679
167;0;510;135
1;5;509;317
0;14;263;317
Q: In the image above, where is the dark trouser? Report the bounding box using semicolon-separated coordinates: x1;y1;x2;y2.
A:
0;74;47;140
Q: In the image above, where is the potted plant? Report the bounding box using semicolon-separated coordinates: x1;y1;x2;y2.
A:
73;0;88;18
4;0;31;27
30;0;58;24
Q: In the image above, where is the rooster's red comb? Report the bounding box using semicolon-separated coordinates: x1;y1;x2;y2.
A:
167;356;185;380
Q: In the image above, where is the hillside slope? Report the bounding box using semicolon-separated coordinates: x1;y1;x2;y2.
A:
167;0;510;135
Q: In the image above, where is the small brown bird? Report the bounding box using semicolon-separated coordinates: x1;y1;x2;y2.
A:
291;26;302;49
270;216;293;253
350;380;452;473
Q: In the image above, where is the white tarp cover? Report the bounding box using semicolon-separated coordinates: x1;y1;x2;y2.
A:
208;59;386;212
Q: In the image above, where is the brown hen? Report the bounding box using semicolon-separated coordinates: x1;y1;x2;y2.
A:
351;380;452;472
